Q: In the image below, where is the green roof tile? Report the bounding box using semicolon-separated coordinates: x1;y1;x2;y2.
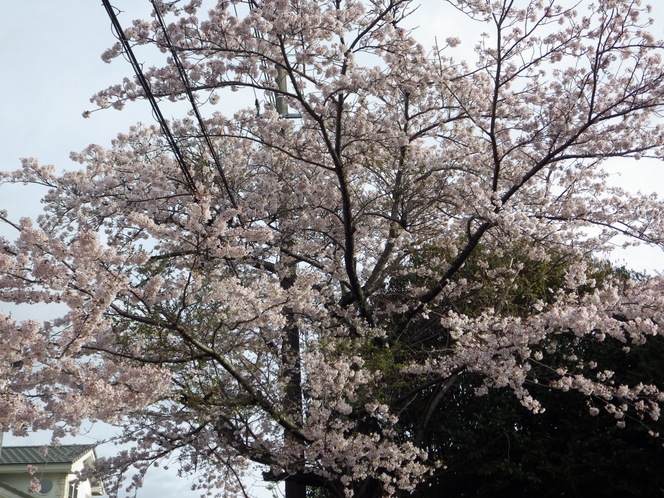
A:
0;445;96;466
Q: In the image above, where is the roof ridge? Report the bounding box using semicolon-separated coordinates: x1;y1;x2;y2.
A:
0;444;96;448
0;445;97;466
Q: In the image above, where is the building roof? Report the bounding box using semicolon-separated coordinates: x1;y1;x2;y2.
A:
0;445;96;466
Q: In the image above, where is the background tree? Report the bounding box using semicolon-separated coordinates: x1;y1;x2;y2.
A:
2;0;664;497
418;337;664;498
396;250;664;497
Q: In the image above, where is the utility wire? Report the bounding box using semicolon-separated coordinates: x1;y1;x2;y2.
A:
101;0;199;197
150;0;238;209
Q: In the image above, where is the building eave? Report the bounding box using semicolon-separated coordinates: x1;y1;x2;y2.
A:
0;480;35;498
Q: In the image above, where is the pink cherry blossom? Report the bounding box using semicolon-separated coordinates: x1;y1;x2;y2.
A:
3;0;664;497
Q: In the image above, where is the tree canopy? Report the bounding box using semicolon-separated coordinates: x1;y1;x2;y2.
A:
2;0;664;497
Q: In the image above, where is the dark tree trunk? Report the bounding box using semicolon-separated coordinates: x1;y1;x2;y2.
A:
286;480;307;498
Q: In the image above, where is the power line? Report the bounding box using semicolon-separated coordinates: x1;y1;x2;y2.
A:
101;0;199;197
150;0;238;209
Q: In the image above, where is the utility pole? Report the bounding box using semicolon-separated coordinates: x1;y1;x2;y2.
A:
276;65;289;117
281;246;306;498
275;65;301;119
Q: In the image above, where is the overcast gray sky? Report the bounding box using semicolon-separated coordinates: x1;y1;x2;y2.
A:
2;1;664;497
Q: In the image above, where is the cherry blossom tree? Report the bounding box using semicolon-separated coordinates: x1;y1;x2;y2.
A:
3;0;664;497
